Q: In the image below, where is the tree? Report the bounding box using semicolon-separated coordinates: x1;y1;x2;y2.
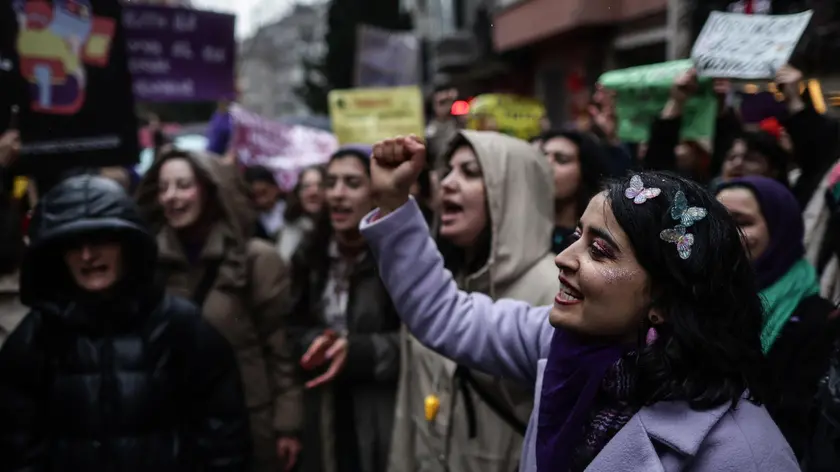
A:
296;0;412;112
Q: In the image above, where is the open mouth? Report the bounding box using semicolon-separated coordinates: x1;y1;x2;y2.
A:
556;277;583;305
80;264;109;277
330;206;353;220
166;205;190;217
440;200;463;224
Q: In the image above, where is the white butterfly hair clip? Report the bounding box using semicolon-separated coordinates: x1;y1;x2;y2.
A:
660;225;695;260
670;191;707;227
624;175;661;204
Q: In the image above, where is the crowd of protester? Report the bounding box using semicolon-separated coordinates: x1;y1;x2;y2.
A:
0;62;840;472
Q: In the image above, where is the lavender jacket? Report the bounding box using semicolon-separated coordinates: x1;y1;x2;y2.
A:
360;199;801;472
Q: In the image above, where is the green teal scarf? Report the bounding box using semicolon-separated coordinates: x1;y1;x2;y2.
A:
759;258;819;354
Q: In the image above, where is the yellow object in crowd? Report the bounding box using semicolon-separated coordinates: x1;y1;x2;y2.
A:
13;177;28;200
424;394;440;422
328;86;425;145
465;94;546;141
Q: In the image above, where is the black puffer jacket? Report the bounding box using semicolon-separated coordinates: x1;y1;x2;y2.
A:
0;175;251;471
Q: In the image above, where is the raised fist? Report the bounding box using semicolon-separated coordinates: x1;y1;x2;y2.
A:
370;134;427;214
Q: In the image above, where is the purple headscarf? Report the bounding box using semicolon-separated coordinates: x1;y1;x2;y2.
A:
718;176;804;289
536;329;630;472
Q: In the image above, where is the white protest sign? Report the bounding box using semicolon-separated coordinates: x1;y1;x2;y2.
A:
691;10;813;79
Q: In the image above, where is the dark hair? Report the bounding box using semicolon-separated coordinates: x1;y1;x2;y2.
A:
284;165;326;222
541;130;612;217
605;171;767;409
300;150;372;253
730;131;791;184
329;149;371;176
243;165;278;186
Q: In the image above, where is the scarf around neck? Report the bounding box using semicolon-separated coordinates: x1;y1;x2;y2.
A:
760;258;819;353
537;328;631;472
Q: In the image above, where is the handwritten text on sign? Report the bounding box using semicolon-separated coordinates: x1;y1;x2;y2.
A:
691;11;812;80
122;6;236;102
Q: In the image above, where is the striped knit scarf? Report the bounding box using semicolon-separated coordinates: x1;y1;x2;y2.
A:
570;354;639;472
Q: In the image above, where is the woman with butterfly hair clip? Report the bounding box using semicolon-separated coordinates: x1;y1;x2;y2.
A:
363;134;798;472
717;176;838;461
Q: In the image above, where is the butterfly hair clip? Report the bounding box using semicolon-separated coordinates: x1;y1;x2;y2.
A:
660;225;695;260
670;191;707;227
624;175;661;204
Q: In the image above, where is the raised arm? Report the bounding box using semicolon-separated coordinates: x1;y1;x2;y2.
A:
360;198;552;384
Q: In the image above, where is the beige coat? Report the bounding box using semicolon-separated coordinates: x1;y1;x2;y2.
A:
388;131;557;472
137;151;302;471
0;272;27;351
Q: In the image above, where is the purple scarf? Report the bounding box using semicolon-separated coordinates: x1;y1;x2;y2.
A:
537;329;630;472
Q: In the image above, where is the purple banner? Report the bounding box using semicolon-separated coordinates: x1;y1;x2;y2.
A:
122;5;235;102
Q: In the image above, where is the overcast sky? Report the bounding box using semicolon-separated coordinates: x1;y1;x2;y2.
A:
192;0;304;39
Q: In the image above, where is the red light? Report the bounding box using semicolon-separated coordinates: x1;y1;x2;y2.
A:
451;100;470;116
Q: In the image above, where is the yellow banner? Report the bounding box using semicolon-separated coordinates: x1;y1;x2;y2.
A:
328;86;425;145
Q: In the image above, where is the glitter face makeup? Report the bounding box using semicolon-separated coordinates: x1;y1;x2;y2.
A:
551;193;651;341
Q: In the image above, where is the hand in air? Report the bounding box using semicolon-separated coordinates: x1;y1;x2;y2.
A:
370;134;427;214
671;68;698;103
775;64;803;98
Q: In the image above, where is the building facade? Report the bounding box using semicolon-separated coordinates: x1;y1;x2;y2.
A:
238;3;328;118
406;0;675;125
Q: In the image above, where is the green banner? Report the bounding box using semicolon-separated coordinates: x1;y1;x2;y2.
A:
598;60;718;143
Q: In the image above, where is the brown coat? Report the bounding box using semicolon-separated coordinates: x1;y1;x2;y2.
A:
137;151;302;471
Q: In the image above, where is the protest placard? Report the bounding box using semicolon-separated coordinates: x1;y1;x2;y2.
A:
123;5;236;102
691;10;813;79
355;25;420;88
229;105;338;191
0;0;139;174
599;60;717;143
328;86;425;144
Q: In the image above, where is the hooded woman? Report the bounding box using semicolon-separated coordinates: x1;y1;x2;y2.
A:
136;149;302;472
0;175;250;470
716;176;839;459
389;131;557;472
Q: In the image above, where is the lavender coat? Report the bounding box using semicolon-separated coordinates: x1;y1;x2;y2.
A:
360;199;801;472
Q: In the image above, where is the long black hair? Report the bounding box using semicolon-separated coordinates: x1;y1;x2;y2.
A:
605;171;768;409
284;165;326;223
292;149;372;281
541;130;612;218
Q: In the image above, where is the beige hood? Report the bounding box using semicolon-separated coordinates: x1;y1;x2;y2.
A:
447;130;554;295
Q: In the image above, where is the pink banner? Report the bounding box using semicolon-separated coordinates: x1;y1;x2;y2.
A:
230;105;338;191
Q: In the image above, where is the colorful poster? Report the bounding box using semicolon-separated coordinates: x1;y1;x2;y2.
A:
328;86;424;145
0;0;139;173
230;105;338;191
691;10;813;79
122;5;235;102
598;60;717;143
